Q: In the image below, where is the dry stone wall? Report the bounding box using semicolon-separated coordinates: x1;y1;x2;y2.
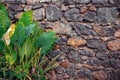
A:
0;0;120;80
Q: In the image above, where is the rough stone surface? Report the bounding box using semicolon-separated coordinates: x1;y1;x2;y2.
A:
87;39;107;50
92;0;109;5
107;39;120;51
52;22;72;35
33;8;45;20
3;1;120;80
67;37;86;47
73;24;96;36
114;29;120;38
92;71;108;80
46;5;62;21
97;7;118;23
76;0;90;4
83;11;97;22
64;8;82;21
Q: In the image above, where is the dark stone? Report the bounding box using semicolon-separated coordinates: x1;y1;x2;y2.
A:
60;46;73;53
9;4;24;12
48;50;60;58
86;58;101;66
92;0;109;5
97;7;118;23
78;68;92;79
109;51;120;59
87;39;107;50
109;0;120;5
70;63;83;70
109;59;120;69
55;66;66;74
68;51;81;63
102;60;110;68
75;0;90;4
79;50;94;57
61;0;75;5
33;8;45;21
32;3;43;10
56;37;67;45
66;69;78;77
64;8;82;21
83;11;97;22
8;9;15;20
109;70;120;80
4;0;26;3
97;27;115;37
73;24;97;36
46;5;62;21
96;51;108;60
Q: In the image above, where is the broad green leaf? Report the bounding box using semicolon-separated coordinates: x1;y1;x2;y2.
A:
11;22;26;47
0;11;10;38
35;31;56;56
19;38;33;62
19;11;33;26
5;52;17;65
25;23;35;36
33;22;44;40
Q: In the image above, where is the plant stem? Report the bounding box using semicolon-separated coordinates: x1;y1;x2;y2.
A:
26;75;31;80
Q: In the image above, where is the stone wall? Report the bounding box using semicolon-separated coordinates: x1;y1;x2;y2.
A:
0;0;120;80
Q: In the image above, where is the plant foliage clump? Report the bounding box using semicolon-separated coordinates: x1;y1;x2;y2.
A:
0;3;59;80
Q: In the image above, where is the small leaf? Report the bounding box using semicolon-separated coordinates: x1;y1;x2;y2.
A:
11;22;26;47
0;40;5;53
25;23;35;36
2;24;16;45
35;31;56;56
19;11;33;26
5;52;17;65
19;38;33;62
0;10;10;38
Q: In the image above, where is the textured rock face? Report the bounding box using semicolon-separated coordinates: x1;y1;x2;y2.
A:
2;0;120;80
107;39;120;51
33;8;45;20
97;7;118;23
64;8;81;21
87;39;107;50
46;5;62;21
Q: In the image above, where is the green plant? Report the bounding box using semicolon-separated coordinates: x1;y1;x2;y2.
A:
0;3;59;80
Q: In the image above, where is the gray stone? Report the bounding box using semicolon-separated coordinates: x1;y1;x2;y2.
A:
48;50;60;58
68;51;81;63
9;4;24;12
87;39;107;50
79;50;94;57
61;0;75;5
64;8;82;21
24;5;32;11
92;0;109;5
78;68;92;79
109;59;120;69
32;3;43;10
4;0;26;3
86;58;101;66
33;8;45;21
66;69;78;77
40;0;51;2
97;7;118;23
76;0;90;4
46;5;62;21
96;51;108;60
83;11;97;22
73;24;97;36
95;27;115;37
109;0;120;4
55;66;66;74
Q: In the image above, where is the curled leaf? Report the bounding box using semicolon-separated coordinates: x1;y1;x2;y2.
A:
3;24;16;45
